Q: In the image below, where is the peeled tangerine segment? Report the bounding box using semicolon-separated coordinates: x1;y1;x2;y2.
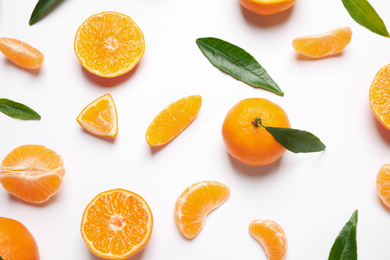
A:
376;164;390;208
0;37;44;69
292;27;352;58
174;181;230;239
249;219;287;260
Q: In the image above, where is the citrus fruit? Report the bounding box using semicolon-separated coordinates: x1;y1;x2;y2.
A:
145;95;202;146
174;181;230;239
292;27;352;58
222;98;290;166
249;219;287;260
77;93;118;138
74;11;145;78
0;217;40;260
239;0;296;15
369;63;390;130
81;188;153;259
0;37;44;69
376;164;390;208
0;144;65;204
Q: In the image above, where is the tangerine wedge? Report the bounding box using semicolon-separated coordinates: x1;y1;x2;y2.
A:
81;188;153;259
240;0;296;15
145;95;202;146
174;181;230;239
292;27;352;58
0;37;44;69
0;144;65;203
77;93;118;138
249;219;287;260
369;64;390;130
74;11;145;78
376;164;390;208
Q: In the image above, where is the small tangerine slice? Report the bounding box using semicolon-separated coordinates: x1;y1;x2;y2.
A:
369;64;390;130
249;219;287;260
74;11;145;78
174;181;230;239
292;27;352;58
0;144;65;203
376;164;390;208
239;0;297;15
77;93;118;138
145;95;202;146
0;37;44;69
81;188;153;259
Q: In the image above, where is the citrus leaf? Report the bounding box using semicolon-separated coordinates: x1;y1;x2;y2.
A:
264;126;325;153
341;0;390;37
0;99;41;120
328;210;358;260
29;0;59;25
196;37;284;96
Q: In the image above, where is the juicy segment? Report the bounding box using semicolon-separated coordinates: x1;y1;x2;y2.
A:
370;64;390;130
174;181;230;239
377;164;390;208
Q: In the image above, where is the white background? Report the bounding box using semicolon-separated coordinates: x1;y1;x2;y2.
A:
1;0;390;259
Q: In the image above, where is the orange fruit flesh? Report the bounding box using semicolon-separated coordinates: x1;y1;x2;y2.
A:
292;27;352;58
240;0;297;15
174;181;230;239
146;95;202;146
77;94;118;138
0;144;64;203
0;37;44;69
377;164;390;207
249;219;287;260
74;11;145;78
370;64;390;130
81;189;153;259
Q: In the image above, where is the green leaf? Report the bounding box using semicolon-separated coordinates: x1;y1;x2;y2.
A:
0;257;4;260
29;0;60;26
264;126;326;153
328;210;358;260
342;0;390;37
196;37;284;96
0;99;41;120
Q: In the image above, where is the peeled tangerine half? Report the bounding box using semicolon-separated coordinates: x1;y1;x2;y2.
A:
0;144;65;203
249;219;288;260
292;27;352;58
77;93;118;138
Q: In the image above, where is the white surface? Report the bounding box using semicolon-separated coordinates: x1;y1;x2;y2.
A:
1;0;390;259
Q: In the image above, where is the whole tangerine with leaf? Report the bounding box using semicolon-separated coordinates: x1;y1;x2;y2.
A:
222;98;325;166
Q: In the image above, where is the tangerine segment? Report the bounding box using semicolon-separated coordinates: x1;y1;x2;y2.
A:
77;94;118;138
370;64;390;130
0;144;65;203
74;11;145;78
174;181;230;239
292;27;352;58
376;164;390;208
145;95;202;146
0;37;44;69
81;189;153;259
239;0;296;15
249;219;287;260
222;98;290;166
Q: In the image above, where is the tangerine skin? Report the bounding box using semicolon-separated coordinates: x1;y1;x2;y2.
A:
222;98;290;166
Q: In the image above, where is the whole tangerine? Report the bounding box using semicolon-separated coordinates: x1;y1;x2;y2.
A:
222;98;290;166
0;217;40;260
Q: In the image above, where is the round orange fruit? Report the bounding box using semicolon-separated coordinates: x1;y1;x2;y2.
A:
222;98;290;166
240;0;297;15
0;217;40;260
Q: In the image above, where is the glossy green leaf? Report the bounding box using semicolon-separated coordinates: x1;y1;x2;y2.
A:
342;0;389;37
29;0;59;25
0;99;41;120
196;37;284;96
328;210;358;260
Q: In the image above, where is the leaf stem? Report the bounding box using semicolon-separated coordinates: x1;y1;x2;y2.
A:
252;117;266;128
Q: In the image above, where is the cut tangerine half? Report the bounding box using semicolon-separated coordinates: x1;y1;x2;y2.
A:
370;64;390;130
145;95;202;146
81;188;153;259
292;27;352;58
0;37;44;69
240;0;296;15
174;181;230;239
77;93;118;138
74;11;145;78
0;144;65;203
249;219;287;260
376;164;390;208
